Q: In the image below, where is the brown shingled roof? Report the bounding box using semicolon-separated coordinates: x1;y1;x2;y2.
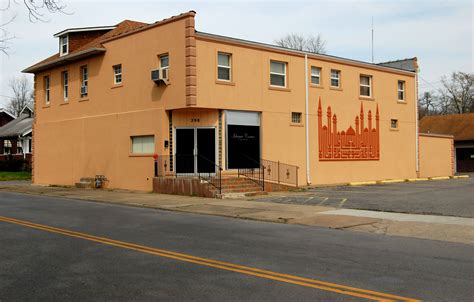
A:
419;113;474;141
24;20;148;72
23;11;197;73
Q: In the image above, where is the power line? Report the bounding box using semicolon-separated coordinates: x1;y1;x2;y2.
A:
419;76;442;91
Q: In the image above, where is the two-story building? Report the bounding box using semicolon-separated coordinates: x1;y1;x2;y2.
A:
23;11;453;192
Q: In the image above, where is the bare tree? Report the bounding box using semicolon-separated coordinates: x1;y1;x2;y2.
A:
7;76;33;117
305;34;327;54
1;0;67;54
275;33;327;54
439;72;473;114
418;91;438;118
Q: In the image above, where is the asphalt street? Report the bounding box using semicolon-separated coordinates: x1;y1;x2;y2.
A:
1;192;473;301
256;177;474;218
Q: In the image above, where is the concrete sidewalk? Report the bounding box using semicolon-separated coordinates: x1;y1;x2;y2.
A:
0;182;472;245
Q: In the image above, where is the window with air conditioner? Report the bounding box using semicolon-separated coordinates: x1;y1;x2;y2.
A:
160;55;169;80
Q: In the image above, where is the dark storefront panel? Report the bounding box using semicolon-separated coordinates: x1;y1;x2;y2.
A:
456;147;474;172
197;128;216;173
227;125;260;169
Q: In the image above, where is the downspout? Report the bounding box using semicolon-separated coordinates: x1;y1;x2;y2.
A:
415;63;419;176
305;54;312;185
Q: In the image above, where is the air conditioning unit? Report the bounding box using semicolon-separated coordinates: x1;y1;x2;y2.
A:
80;85;88;95
151;68;169;85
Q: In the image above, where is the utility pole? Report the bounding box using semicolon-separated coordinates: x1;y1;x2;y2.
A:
371;17;374;63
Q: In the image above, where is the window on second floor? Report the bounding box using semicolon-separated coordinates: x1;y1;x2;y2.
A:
270;61;287;87
80;65;88;98
160;54;169;79
62;71;68;101
113;64;122;84
217;52;231;81
330;69;340;87
44;76;50;104
360;75;372;97
311;67;321;85
398;80;405;101
60;35;68;56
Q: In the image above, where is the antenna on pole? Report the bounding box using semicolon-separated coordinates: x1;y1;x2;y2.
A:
371;16;374;63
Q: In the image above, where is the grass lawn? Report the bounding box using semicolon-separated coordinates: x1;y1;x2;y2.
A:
0;171;32;181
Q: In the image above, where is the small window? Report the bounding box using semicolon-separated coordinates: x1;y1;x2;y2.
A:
398;80;405;101
80;65;88;98
113;64;122;84
291;112;302;124
44;76;50;104
270;61;287;87
311;67;321;85
60;35;68;56
62;71;68;101
131;136;155;154
330;69;340;87
160;54;169;79
391;119;398;129
217;52;231;81
3;140;12;155
360;75;372;97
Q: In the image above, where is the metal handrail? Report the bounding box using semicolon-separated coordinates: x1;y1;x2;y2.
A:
237;154;299;188
154;154;223;195
196;154;223;195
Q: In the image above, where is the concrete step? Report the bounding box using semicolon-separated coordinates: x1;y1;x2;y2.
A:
75;182;93;189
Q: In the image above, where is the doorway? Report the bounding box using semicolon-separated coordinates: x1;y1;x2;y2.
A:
175;127;216;174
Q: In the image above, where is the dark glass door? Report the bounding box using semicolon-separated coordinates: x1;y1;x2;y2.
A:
175;128;195;174
197;128;216;173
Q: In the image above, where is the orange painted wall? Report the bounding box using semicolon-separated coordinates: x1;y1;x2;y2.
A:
418;134;454;178
195;37;418;184
31;12;451;191
33;17;190;190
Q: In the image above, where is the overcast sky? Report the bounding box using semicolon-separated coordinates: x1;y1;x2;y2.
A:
0;0;472;108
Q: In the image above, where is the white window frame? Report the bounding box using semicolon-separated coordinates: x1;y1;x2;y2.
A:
60;35;68;56
330;69;340;87
160;54;169;79
311;66;321;85
44;76;50;104
398;80;405;101
62;71;68;101
291;112;302;124
360;75;372;97
81;65;88;97
217;52;232;81
131;135;155;155
113;64;122;85
270;60;287;87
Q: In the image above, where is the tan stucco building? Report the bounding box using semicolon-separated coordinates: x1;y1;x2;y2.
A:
24;11;453;192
